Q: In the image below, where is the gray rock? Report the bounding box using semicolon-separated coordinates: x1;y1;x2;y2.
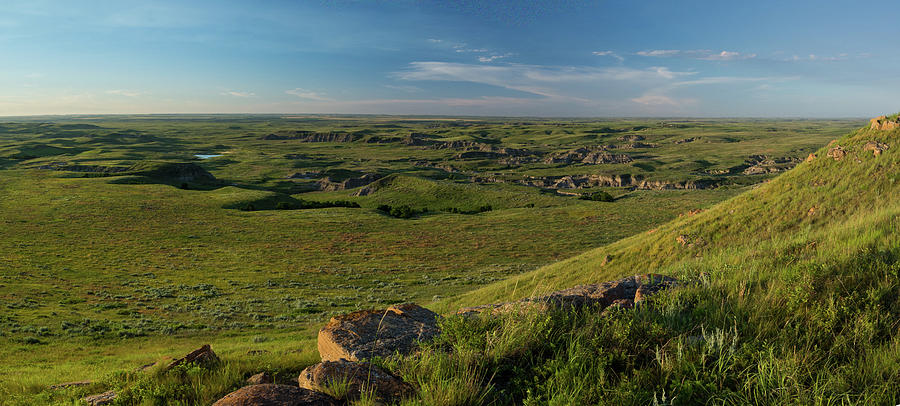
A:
83;390;117;406
247;372;274;385
318;303;439;362
213;384;337;406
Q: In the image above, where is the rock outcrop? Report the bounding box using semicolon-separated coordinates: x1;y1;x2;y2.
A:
212;384;337;406
741;155;801;175
870;115;900;131
298;360;413;403
262;131;361;142
474;173;720;191
543;147;632;165
457;274;678;316
318;303;440;362
317;173;382;192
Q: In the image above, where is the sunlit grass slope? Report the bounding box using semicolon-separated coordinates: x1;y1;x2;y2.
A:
448;121;899;309
405;121;899;405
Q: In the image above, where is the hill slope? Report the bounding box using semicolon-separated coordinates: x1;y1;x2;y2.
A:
410;119;899;404
448;120;899;308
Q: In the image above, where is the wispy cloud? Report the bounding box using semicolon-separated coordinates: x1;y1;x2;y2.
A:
285;88;331;101
395;61;695;106
592;51;624;62
427;38;513;63
221;91;256;97
785;53;852;62
106;89;142;97
637;49;756;60
478;53;513;63
636;49;681;57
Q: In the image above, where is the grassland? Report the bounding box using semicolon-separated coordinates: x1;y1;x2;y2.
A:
0;115;869;404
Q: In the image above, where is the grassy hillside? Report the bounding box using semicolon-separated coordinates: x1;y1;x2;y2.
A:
407;121;899;404
447;121;899;308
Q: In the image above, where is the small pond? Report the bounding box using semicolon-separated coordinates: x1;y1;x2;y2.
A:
194;154;223;159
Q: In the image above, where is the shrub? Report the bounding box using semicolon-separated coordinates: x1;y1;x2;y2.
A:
579;190;615;202
390;205;415;219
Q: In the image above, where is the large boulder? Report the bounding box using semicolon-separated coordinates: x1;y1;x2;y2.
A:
318;303;440;362
457;274;679;316
165;344;220;371
298;360;413;403
212;384;337;406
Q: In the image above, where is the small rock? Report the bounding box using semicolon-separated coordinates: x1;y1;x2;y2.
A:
298;360;413;402
805;153;816;162
247;349;270;356
247;372;274;385
826;146;846;161
49;380;92;390
83;390;117;406
213;384;337;406
863;141;889;157
166;344;220;371
318;303;440;362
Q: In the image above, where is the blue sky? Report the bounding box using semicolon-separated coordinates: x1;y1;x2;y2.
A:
2;0;899;117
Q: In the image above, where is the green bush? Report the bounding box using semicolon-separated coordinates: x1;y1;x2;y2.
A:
579;190;615;202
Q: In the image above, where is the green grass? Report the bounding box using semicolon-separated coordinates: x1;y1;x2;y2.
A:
394;121;899;404
0;115;876;404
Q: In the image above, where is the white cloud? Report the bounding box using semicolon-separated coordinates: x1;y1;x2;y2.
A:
785;53;851;62
285;88;331;101
478;53;513;63
592;51;624;62
638;49;756;61
106;89;142;97
637;49;681;57
221;91;255;97
427;38;510;61
701;51;757;61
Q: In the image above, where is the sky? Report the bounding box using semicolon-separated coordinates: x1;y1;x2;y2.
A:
2;0;899;117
